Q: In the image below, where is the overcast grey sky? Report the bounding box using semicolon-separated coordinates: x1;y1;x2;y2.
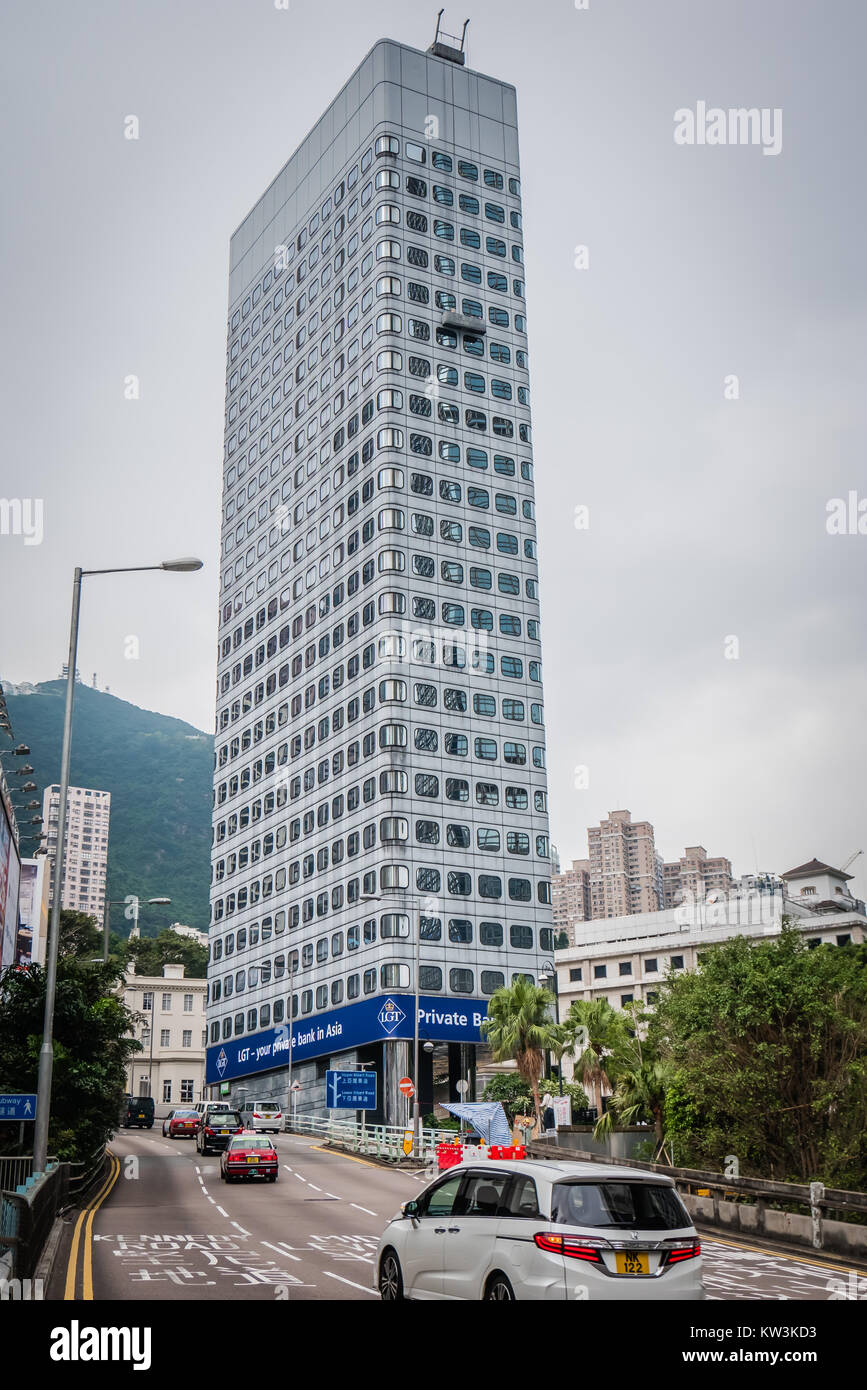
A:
2;1;865;897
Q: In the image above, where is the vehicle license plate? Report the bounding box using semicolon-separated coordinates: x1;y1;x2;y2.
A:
615;1252;649;1275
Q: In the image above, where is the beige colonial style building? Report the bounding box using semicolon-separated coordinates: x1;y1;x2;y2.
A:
122;962;207;1107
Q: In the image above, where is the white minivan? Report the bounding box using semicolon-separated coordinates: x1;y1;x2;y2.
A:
374;1156;706;1301
239;1100;284;1134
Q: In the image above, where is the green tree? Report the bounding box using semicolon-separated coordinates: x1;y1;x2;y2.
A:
562;998;628;1116
481;977;558;1131
482;1072;590;1125
125;928;208;979
594;1026;674;1161
0;912;141;1160
481;1073;535;1121
58;910;104;959
649;925;867;1186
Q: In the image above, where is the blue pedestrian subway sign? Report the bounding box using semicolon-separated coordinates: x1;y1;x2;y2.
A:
326;1070;377;1111
0;1094;37;1121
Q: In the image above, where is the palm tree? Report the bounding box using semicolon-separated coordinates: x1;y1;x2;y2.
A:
482;977;558;1132
546;1023;572;1095
562;998;627;1116
594;1028;674;1161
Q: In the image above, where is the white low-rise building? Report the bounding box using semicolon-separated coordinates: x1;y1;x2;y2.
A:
554;882;865;1058
122;962;207;1106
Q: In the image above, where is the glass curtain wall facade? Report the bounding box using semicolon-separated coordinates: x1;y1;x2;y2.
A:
207;39;553;1117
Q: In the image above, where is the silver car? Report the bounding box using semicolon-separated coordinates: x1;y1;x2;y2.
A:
239;1100;284;1134
374;1157;706;1301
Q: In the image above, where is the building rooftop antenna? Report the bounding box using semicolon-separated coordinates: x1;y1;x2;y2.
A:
428;10;469;66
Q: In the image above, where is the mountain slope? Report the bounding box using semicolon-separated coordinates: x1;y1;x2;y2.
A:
4;681;213;933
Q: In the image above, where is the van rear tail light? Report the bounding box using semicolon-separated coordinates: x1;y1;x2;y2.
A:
662;1240;701;1264
534;1232;604;1263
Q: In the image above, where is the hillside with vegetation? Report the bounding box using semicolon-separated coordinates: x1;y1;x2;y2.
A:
4;680;213;933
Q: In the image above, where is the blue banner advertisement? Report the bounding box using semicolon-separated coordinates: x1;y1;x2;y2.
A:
206;992;489;1085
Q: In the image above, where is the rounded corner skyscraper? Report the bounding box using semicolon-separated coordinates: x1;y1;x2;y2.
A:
207;35;554;1126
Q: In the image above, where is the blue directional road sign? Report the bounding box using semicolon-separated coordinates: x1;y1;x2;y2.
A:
325;1070;377;1111
0;1094;37;1121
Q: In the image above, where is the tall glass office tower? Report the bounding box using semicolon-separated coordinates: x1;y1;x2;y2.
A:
206;35;553;1124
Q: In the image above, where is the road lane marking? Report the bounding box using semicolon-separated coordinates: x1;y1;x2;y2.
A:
262;1241;301;1262
216;1206;229;1218
293;1173;307;1182
323;1271;379;1295
700;1234;862;1275
231;1222;250;1234
82;1153;122;1300
350;1203;378;1216
63;1151;121;1301
307;1183;321;1191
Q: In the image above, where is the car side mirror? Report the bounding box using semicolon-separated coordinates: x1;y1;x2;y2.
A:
402;1199;419;1223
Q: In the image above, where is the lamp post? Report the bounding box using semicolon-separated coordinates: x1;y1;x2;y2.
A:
361;890;422;1153
32;557;202;1173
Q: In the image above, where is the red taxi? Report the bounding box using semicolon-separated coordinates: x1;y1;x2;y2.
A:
162;1107;201;1139
219;1131;279;1183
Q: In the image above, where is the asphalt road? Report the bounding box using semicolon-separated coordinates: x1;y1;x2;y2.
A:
48;1130;863;1302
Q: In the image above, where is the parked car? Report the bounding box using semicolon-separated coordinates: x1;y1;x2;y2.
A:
238;1100;284;1133
196;1109;243;1155
162;1108;201;1139
119;1095;155;1129
374;1156;706;1301
220;1132;279;1183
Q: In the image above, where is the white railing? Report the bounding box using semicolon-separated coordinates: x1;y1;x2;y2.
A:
286;1113;457;1164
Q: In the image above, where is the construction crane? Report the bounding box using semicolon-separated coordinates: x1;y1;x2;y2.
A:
840;850;863;873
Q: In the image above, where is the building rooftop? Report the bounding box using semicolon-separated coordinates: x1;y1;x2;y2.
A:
781;858;853;882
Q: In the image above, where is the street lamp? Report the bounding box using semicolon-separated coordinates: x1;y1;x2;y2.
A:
32;557;203;1173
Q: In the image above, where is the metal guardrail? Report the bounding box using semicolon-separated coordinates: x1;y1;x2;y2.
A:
0;1162;66;1281
0;1142;108;1281
524;1141;867;1254
0;1156;57;1193
525;1142;867;1219
287;1114;457;1164
67;1143;110;1201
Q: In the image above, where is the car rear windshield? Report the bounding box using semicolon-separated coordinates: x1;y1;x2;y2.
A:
208;1112;241;1125
174;1110;198;1118
551;1182;689;1231
231;1136;273;1149
255;1104;280;1112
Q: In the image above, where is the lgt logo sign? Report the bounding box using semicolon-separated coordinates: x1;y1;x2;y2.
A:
216;1048;228;1076
377;998;406;1035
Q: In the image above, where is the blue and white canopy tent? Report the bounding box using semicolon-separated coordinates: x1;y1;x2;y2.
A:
439;1101;512;1146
